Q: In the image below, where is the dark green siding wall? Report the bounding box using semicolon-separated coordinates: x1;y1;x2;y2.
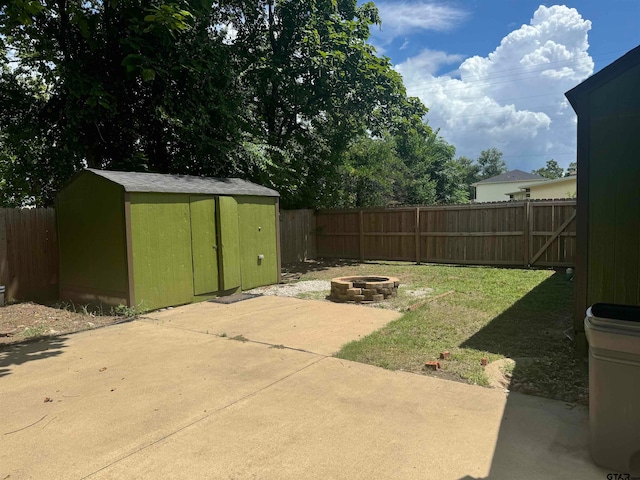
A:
588;64;640;306
130;193;194;310
237;196;278;290
57;172;128;306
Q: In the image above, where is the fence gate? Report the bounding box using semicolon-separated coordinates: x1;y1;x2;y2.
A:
527;201;576;267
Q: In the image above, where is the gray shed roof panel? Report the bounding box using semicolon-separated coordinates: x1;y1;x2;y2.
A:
86;169;279;197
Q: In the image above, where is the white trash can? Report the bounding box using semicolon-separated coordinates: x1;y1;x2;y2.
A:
585;303;640;474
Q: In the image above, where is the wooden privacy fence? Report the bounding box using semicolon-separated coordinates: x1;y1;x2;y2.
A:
0;208;58;302
0;202;574;303
308;200;576;267
280;209;316;263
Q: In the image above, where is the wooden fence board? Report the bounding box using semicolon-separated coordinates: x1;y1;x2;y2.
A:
280;209;316;264
0;208;58;302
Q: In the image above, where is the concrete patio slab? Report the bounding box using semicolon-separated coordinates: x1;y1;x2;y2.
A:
0;298;607;479
144;296;401;355
93;356;604;480
0;321;319;479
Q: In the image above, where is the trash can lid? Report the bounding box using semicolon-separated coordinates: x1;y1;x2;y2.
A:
586;304;640;355
591;303;640;322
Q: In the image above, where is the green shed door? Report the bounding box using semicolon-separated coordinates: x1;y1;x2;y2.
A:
190;196;219;295
218;196;241;290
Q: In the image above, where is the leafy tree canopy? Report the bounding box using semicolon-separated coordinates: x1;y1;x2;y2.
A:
532;159;564;179
0;0;470;208
477;148;507;180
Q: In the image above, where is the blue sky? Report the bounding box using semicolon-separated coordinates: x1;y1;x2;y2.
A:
366;1;640;172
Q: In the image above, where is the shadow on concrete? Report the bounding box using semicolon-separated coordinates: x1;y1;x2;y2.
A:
0;336;68;378
458;271;600;479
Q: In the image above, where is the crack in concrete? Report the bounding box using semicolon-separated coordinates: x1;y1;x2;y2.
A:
136;317;330;358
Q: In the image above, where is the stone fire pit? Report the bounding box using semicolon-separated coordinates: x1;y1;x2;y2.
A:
330;276;400;303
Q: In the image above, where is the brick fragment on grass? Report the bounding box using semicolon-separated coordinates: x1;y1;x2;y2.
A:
425;361;441;370
440;351;451;360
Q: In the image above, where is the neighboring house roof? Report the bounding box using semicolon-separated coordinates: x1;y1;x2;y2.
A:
519;175;577;189
472;169;546;186
566;45;640;113
85;169;279;197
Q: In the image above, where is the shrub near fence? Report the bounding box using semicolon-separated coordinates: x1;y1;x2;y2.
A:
0;208;58;302
308;200;576;267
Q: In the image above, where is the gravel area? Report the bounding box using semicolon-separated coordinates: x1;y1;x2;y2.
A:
247;280;331;297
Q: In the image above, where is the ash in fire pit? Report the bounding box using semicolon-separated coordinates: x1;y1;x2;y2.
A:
330;276;400;303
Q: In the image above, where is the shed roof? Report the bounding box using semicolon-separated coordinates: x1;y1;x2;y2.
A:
566;44;640;112
472;169;546;186
86;169;279;197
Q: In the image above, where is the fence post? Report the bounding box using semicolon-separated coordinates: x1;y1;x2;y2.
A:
0;210;7;288
359;210;364;262
523;200;530;266
415;207;421;265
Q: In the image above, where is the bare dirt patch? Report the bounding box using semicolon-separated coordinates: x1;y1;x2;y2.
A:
0;303;120;345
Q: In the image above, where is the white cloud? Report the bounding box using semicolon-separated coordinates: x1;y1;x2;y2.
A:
395;5;594;170
372;1;469;45
397;48;464;76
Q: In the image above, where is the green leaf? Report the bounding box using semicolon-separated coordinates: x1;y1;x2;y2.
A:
141;68;156;82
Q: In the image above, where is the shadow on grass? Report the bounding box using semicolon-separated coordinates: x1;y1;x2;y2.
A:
461;271;586;402
463;271;572;355
0;336;68;378
457;272;598;479
282;259;362;275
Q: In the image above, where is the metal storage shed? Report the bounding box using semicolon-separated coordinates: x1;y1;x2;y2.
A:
565;45;640;353
56;169;280;311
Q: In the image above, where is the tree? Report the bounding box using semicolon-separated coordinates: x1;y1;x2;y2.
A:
393;128;469;205
1;0;430;208
532;159;564;179
565;161;577;176
334;135;404;208
226;0;428;208
1;0;243;205
452;156;480;200
477;148;507;179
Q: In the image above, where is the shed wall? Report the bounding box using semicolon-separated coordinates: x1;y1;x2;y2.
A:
129;193;194;310
237;197;278;290
57;173;129;307
587;63;640;307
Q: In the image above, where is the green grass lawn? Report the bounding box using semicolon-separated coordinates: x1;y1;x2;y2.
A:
289;260;588;404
